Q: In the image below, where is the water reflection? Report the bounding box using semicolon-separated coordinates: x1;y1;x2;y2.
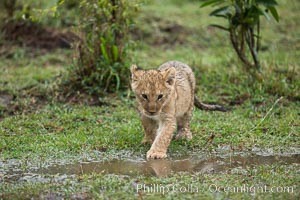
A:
34;154;300;177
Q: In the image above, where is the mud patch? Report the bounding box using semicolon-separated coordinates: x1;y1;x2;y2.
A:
1;21;79;51
0;92;15;121
0;92;14;107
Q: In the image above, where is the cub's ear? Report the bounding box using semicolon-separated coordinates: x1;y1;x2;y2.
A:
130;64;139;81
162;67;176;86
130;64;138;74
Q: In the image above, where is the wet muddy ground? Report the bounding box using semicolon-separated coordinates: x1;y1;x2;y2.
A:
36;153;300;177
1;152;299;184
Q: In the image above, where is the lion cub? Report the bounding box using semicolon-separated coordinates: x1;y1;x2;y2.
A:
131;61;226;159
131;61;196;159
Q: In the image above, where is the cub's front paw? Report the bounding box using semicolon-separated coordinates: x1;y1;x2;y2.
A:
147;149;167;159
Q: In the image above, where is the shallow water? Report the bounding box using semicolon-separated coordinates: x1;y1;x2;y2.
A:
32;153;300;177
1;152;299;184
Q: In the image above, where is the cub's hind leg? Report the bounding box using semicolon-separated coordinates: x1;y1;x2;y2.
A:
175;107;193;140
141;116;158;145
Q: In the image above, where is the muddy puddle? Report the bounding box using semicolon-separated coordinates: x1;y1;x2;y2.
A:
32;153;300;177
1;153;299;184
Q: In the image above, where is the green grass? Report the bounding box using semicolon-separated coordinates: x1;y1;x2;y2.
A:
1;98;298;160
0;0;299;199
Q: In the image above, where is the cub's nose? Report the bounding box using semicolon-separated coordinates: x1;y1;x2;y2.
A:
148;111;156;115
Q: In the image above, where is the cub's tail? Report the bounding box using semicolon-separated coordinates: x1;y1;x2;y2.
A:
194;96;228;112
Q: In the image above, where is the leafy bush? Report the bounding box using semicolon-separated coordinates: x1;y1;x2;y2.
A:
201;0;279;76
66;0;140;94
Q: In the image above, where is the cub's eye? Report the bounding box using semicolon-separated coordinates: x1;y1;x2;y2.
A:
157;94;163;100
141;94;148;100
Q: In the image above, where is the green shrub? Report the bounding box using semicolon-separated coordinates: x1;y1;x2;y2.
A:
66;0;140;94
201;0;279;76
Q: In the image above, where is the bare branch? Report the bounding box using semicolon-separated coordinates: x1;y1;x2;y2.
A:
230;28;255;70
246;30;260;70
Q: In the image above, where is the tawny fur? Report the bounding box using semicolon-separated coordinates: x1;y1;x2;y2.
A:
131;61;196;159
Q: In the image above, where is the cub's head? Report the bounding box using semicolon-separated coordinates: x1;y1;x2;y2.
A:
130;64;176;117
